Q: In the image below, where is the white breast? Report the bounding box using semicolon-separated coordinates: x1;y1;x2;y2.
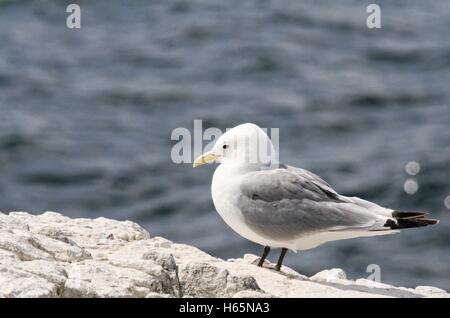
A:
211;164;282;247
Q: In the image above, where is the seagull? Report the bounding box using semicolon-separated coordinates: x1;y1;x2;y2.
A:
193;123;439;271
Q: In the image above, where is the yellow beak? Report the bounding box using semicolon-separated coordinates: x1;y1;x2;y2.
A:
193;151;220;168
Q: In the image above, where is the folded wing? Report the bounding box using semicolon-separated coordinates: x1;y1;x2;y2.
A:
237;165;391;241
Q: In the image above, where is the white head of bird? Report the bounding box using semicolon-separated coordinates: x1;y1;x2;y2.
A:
193;123;277;169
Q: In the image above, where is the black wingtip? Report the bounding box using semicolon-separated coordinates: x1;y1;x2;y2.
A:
386;210;439;229
392;211;428;219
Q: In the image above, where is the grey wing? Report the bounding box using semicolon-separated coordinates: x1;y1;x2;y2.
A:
237;166;387;241
284;165;340;199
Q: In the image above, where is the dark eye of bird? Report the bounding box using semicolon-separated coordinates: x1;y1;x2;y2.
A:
222;144;229;149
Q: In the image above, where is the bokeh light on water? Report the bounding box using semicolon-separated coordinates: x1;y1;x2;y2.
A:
403;161;421;195
405;161;421;176
403;179;419;195
445;196;450;210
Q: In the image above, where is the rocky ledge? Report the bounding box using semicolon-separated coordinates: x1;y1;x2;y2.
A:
0;212;447;298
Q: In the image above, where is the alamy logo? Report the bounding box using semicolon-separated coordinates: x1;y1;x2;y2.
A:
367;264;381;282
171;120;279;165
66;4;81;29
366;4;381;29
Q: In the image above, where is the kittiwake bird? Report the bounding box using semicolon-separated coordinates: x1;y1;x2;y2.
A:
193;123;439;271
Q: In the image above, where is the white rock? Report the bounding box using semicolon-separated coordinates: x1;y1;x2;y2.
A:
415;286;448;296
355;278;395;289
145;292;174;298
178;262;261;297
62;260;164;298
13;260;67;286
0;266;58;298
0;211;448;298
232;290;275;298
310;268;347;282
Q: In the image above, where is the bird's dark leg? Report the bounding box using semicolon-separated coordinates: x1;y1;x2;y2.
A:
257;246;271;267
275;248;288;271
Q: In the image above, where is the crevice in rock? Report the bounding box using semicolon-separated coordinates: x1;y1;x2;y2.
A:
169;254;183;298
27;237;56;260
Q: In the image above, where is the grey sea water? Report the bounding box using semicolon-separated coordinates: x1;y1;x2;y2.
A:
0;0;449;290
